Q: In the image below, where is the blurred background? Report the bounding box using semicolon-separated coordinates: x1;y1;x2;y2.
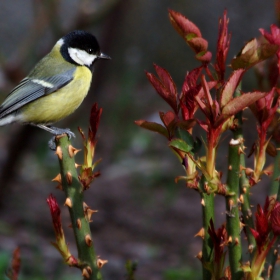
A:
0;0;278;279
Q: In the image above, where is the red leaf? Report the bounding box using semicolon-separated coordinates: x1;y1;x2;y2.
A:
221;91;267;116
182;66;203;92
196;119;209;132
154;64;177;96
220;69;245;108
168;9;202;39
177;119;196;130
6;248;21;280
215;10;231;81
231;38;278;70
195;51;212;63
47;194;63;238
135;120;169;138
188;37;208;53
260;24;280;47
159;111;177;129
146;65;178;113
88;103;102;146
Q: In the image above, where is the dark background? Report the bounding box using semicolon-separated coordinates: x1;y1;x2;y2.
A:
0;1;277;279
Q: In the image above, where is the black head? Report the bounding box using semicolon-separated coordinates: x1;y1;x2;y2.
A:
59;30;110;67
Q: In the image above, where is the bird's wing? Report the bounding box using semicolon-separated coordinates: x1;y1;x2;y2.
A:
0;68;75;118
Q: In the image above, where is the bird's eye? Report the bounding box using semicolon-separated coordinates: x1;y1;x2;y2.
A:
87;48;94;54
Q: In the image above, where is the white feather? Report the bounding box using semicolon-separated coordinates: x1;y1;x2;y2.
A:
32;79;53;88
0;114;23;126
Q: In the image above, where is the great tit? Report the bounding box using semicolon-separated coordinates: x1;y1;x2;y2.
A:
0;30;110;148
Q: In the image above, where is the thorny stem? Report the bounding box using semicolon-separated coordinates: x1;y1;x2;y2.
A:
55;135;101;280
264;144;280;280
233;83;256;255
225;139;243;280
199;177;214;280
271;143;280;200
239;154;256;255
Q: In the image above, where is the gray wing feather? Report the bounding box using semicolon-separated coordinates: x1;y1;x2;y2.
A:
0;68;75;118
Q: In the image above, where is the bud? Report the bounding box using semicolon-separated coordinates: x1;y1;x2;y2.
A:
47;194;63;238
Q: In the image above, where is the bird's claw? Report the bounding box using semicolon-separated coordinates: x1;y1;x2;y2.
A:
48;128;76;150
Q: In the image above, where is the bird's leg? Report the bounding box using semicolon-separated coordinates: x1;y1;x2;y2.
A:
34;124;76;150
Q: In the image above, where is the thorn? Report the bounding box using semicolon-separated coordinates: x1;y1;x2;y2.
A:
201;198;205;206
195;251;202;260
56;184;63;190
68;145;81;158
75;163;81;168
83;202;90;211
245;168;254;176
274;249;278;255
55;146;63;160
52;173;61;183
85;208;98;222
239;221;245;229
203;181;210;193
66;172;73;185
228;199;234;211
194;228;205;239
247;208;252;217
228;165;232;170
77;219;82;229
248;244;254;253
238;147;246;155
86;266;92;274
97;258;108;269
228;236;232;243
268;265;273;277
234;237;239;245
239;194;244;204
85;234;92;246
64;197;72;208
243;187;247;193
82;268;90;279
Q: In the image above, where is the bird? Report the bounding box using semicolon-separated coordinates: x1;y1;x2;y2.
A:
0;30;110;149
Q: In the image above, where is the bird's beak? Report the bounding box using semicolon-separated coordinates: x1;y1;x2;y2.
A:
98;52;111;60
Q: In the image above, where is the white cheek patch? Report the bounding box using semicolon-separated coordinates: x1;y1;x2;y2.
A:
68;47;97;66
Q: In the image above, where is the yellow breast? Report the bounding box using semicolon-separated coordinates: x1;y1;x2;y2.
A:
21;66;92;124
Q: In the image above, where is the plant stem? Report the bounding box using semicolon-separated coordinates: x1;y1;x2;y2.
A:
200;177;214;280
239;153;256;253
233;83;256;255
55;135;101;280
225;139;243;280
264;143;280;280
271;143;280;199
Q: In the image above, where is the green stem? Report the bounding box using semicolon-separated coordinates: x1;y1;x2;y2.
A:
200;177;214;280
271;143;280;199
239;153;256;254
233;82;256;255
264;143;280;280
225;139;243;280
55;136;101;280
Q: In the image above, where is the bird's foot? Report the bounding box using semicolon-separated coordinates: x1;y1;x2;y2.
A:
48;127;76;150
33;124;76;150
